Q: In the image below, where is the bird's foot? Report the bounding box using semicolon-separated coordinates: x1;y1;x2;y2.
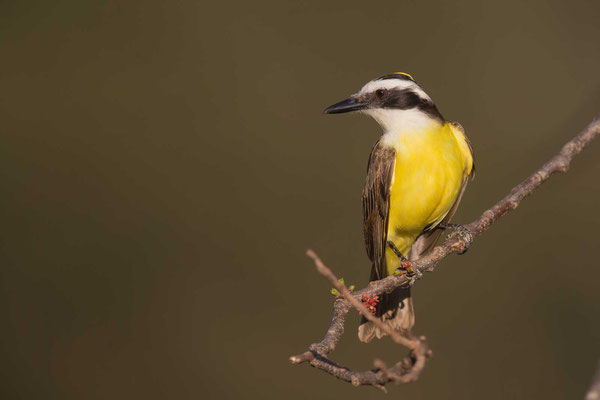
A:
401;260;422;280
388;241;420;280
438;223;473;254
393;260;421;286
392;259;414;275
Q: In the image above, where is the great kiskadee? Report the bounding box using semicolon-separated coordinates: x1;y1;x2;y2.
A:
324;72;474;342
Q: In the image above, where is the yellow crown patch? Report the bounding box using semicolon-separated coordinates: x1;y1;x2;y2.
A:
394;72;414;81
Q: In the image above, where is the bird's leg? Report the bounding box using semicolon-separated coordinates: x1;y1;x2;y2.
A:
387;241;416;277
387;240;407;261
437;223;474;255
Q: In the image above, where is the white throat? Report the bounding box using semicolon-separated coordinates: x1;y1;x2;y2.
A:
364;108;439;134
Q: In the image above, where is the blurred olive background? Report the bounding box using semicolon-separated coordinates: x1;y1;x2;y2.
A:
1;1;599;399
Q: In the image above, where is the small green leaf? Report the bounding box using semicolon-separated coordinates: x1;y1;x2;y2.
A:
338;278;345;286
331;288;340;296
348;285;355;291
393;269;403;276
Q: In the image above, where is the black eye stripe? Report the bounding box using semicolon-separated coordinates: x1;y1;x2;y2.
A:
380;89;420;108
373;89;444;122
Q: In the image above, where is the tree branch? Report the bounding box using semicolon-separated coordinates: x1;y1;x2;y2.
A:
306;249;415;349
586;361;600;400
290;114;600;389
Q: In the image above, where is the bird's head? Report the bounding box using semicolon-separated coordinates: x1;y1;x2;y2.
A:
324;72;444;132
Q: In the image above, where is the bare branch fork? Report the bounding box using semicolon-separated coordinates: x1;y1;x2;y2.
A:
289;115;600;390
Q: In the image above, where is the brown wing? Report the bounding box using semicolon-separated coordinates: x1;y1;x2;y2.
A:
409;122;475;259
362;141;396;281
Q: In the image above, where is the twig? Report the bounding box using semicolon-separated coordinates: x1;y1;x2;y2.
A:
305;249;415;349
290;114;600;389
586;361;600;400
303;250;431;384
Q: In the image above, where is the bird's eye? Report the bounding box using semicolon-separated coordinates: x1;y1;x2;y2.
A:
375;89;385;97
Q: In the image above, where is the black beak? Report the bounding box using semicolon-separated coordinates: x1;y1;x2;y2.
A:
323;96;368;114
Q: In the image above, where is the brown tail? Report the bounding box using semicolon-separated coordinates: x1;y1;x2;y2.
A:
358;286;414;342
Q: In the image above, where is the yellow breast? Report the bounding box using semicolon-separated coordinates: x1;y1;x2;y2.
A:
383;122;473;274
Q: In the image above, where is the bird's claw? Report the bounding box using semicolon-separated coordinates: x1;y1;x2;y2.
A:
394;260;421;281
440;223;473;254
388;240;421;282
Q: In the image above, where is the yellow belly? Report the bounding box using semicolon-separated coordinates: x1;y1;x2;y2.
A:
384;123;471;274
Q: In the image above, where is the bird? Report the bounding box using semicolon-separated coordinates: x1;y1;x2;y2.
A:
324;72;475;342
